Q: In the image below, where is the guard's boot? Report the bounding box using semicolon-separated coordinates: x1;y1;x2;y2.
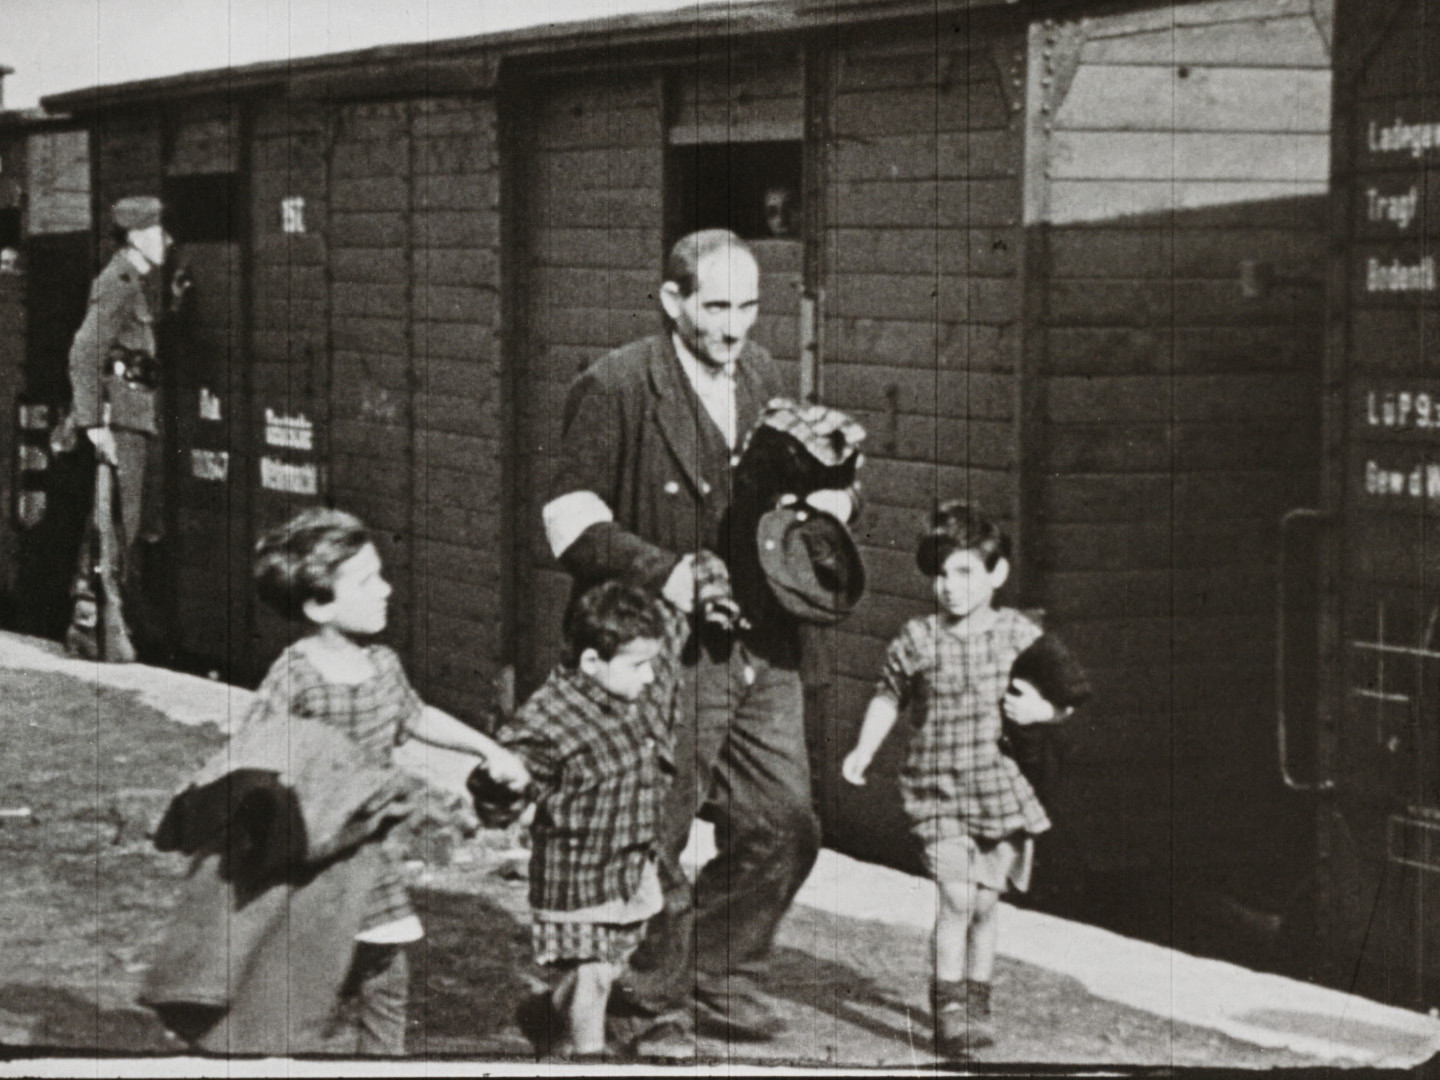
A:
932;978;994;1058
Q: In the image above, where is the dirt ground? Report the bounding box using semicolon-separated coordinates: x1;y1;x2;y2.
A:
0;665;1324;1068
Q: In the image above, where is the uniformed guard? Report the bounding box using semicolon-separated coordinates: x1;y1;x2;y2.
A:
63;195;189;660
67;196;177;552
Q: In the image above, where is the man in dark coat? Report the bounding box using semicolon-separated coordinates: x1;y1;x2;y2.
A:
543;228;856;1048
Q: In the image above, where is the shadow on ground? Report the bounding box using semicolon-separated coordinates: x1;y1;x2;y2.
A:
406;885;542;1057
0;984;172;1052
765;900;1322;1068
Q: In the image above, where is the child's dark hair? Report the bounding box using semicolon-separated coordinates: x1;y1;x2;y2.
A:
562;580;664;666
254;507;374;620
916;500;1011;576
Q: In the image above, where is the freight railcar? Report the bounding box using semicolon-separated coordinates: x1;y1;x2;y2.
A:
1299;0;1440;1008
5;0;1339;963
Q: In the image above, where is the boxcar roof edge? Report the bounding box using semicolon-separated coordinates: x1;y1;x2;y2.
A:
38;0;1162;113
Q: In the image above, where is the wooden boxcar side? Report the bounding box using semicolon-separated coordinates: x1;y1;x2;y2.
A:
1322;0;1440;1009
0;123;24;617
18;0;1347;945
0;118;92;639
83;87;509;710
816;13;1030;867
1024;0;1332;897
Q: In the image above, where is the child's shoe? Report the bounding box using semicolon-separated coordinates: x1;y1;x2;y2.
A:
967;978;996;1043
931;979;995;1057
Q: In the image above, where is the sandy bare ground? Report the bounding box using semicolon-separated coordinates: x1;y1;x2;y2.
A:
2;630;1437;1070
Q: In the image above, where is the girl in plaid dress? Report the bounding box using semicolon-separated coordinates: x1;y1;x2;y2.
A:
246;508;529;1054
843;501;1084;1057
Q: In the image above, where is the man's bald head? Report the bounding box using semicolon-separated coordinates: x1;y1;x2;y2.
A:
665;229;756;297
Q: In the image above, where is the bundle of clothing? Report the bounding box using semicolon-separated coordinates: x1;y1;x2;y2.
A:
1001;632;1093;810
701;398;870;629
140;716;420;1054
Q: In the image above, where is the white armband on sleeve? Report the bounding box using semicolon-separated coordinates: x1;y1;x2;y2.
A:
543;490;615;559
804;488;854;522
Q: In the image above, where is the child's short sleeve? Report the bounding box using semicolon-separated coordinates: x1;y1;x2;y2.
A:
876;619;925;706
243;648;313;729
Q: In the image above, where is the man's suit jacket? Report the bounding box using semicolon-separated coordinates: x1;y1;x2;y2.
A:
67;248;159;435
553;332;781;603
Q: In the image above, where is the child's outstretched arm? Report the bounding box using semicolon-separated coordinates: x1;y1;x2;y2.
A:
842;694;900;786
846;620;920;785
412;705;530;790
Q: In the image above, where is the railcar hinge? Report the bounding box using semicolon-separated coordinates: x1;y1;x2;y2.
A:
1030;18;1087;122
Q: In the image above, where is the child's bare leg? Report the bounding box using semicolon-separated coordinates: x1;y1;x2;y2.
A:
563;961;616;1055
959;885;1000;1046
966;886;1002;984
931;874;996;1052
933;875;975;983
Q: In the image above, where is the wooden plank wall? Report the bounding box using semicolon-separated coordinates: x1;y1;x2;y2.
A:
1324;0;1440;1000
247;98;331;670
0;132;23;217
93;112;163;248
1031;0;1331;871
408;96;506;722
87;94;508;718
820;21;1029;855
165;102;249;672
323;95;506;721
514;72;664;692
327;99;421;673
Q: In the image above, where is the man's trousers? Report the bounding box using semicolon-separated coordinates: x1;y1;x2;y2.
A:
621;638;821;1014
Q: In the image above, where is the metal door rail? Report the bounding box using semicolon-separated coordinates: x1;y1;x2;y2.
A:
1352;641;1440;660
1351;687;1413;703
1389;814;1440;874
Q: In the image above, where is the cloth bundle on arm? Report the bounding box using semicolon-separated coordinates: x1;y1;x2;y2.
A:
999;633;1092;810
140;717;419;1054
153;716;418;867
735;399;869;626
737;398;867;504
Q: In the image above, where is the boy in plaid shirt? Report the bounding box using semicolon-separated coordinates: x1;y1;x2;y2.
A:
843;501;1085;1057
492;580;685;1057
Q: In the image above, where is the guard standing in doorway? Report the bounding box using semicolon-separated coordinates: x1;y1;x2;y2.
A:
63;195;188;660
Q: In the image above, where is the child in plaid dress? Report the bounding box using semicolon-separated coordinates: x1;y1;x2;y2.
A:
491;580;684;1058
245;508;529;1054
843;501;1084;1057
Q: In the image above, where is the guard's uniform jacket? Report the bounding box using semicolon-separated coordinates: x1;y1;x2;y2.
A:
67;249;160;436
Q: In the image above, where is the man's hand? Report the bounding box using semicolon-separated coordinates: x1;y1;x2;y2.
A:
86;427;118;466
804;488;853;521
841;747;873;787
662;554;697;613
1002;678;1058;726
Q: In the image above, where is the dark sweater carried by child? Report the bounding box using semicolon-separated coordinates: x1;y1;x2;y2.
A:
999;633;1092;810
